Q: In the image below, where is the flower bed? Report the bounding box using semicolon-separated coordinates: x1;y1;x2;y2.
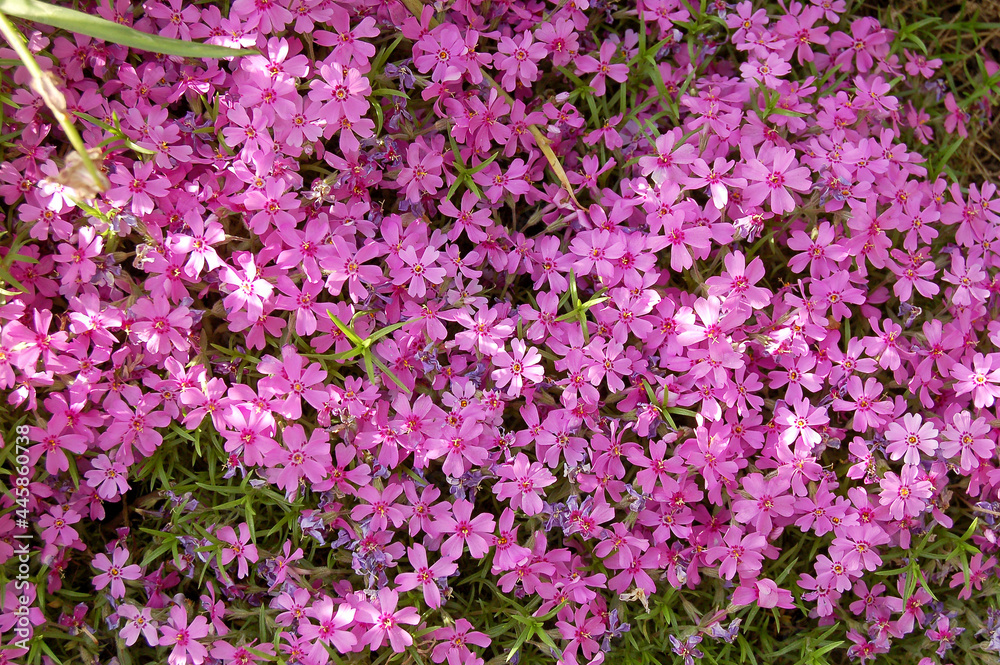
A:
1;0;1000;663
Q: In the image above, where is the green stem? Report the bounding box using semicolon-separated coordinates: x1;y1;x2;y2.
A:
0;10;105;191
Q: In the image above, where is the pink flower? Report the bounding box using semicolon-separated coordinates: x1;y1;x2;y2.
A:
491;339;544;397
92;547;142;598
732;473;796;533
732;578;795;608
437;499;496;559
430;619;491;665
831;376;894;432
118;604;158;647
740;53;792;88
220;253;273;320
38;506;81;546
216;522;259;579
130;294;193;355
940;410;993;471
776;401;828;449
884;413;938;465
105;160;170;215
267;424;331;497
950;352;1000;408
705;526;766;580
576;41;629;95
356;588;421;653
158;604;211;665
878;465;933;519
394;544;458;609
740;144;813;215
84;454;130;500
495;33;547;91
300;596;357;653
494;452;556;515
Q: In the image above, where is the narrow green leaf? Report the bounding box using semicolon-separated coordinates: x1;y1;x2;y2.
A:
0;0;255;58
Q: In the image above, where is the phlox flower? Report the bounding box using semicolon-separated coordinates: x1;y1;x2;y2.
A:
130;294;193;355
220;253;273;321
491;339;544;397
438;499;496;559
105;160;170;216
732;473;796;533
398;141;444;201
732;578;795;608
84;454;130;500
878;465;932;520
637;128;697;185
705;526;767;580
300;595;357;653
948;553;996;600
740;53;791;88
209;641;275;665
158;604;210;665
356;588;421;653
576;41;629;95
430;619;491;665
38;506;82;546
884;413;938;464
53;226;102;286
940;410;993;471
92;547;142;598
117;604;158;646
775;401;828;448
556;606;606;664
217;522;259;579
740;144;812;215
395;246;447;298
268;424;331;497
831;376;894;432
351;484;407;532
950;352;1000;408
494;452;556;515
395;544;458;609
495;33;547;91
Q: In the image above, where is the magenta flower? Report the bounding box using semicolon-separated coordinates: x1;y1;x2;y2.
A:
84;454;130;500
220;253;274;320
430;619;491;665
118;604;158;647
884;414;938;465
732;578;795;609
92;547;142;598
577;41;629;95
38;505;81;547
438;499;496;559
732;473;796;533
106;160;170;215
831;376;894;432
268;424;331;496
130;294;193;355
395;544;458;609
494;452;556;515
951;352;1000;408
158;604;210;665
356;588;421;653
300;596;357;653
491;339;544;397
740;144;813;214
495;33;547;91
878;465;933;519
216;522;259;579
352;483;407;532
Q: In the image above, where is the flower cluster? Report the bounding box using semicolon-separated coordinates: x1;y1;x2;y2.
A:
1;0;999;663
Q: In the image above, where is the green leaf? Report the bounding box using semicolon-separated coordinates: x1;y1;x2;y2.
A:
0;0;255;57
